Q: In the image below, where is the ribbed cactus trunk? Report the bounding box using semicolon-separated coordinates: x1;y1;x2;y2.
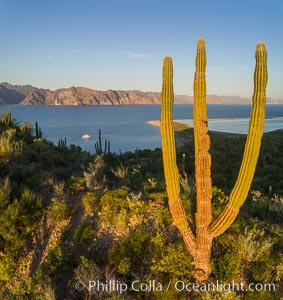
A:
160;39;268;282
193;39;213;280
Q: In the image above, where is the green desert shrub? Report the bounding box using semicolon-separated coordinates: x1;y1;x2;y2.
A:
0;255;16;282
0;177;10;209
19;121;34;143
47;198;70;221
111;162;129;185
0;188;42;255
68;176;85;194
211;186;229;217
251;259;274;283
0;110;16;129
143;176;158;192
195;290;239;300
73;223;94;245
180;191;195;223
3;278;44;300
20;188;42;233
211;242;242;282
84;155;106;191
244;290;276;300
51;180;65;199
145;192;173;229
151;238;194;280
72;256;102;299
109;229;151;277
98;187;129;227
0;199;23;254
127;191;147;224
249;190;283;222
82;191;100;215
154;206;172;229
0;128;23;163
39;246;69;280
275;261;283;282
99;188;146;230
238;226;273;264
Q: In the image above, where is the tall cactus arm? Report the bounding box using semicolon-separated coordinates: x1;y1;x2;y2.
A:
160;56;196;255
194;38;212;227
160;57;179;201
193;38;213;277
193;38;208;156
210;42;268;237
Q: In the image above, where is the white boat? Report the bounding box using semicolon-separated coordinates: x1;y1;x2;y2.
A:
82;134;91;139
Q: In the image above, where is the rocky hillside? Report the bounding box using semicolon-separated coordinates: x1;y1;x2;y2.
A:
0;82;280;105
0;82;35;105
0;83;161;106
20;87;162;106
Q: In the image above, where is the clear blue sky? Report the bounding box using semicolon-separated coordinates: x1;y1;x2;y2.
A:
0;0;282;99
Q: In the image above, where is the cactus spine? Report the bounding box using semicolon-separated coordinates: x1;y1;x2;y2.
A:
160;39;268;281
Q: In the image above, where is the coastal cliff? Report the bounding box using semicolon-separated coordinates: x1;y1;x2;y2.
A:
0;82;278;105
0;83;161;105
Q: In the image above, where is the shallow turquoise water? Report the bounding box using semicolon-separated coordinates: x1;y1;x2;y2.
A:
177;117;283;134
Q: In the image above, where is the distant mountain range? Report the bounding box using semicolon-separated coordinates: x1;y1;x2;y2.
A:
0;82;281;105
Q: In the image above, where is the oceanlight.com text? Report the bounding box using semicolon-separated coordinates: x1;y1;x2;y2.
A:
173;280;276;294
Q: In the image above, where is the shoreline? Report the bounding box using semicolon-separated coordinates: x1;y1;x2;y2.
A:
148;117;283;136
147;118;250;128
148;117;283;125
147;120;161;128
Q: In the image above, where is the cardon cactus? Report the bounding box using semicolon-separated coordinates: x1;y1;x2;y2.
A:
160;39;268;281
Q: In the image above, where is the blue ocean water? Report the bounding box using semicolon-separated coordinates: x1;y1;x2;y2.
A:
1;104;283;153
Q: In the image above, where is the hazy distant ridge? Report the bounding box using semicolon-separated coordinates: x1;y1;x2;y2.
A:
0;82;280;105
